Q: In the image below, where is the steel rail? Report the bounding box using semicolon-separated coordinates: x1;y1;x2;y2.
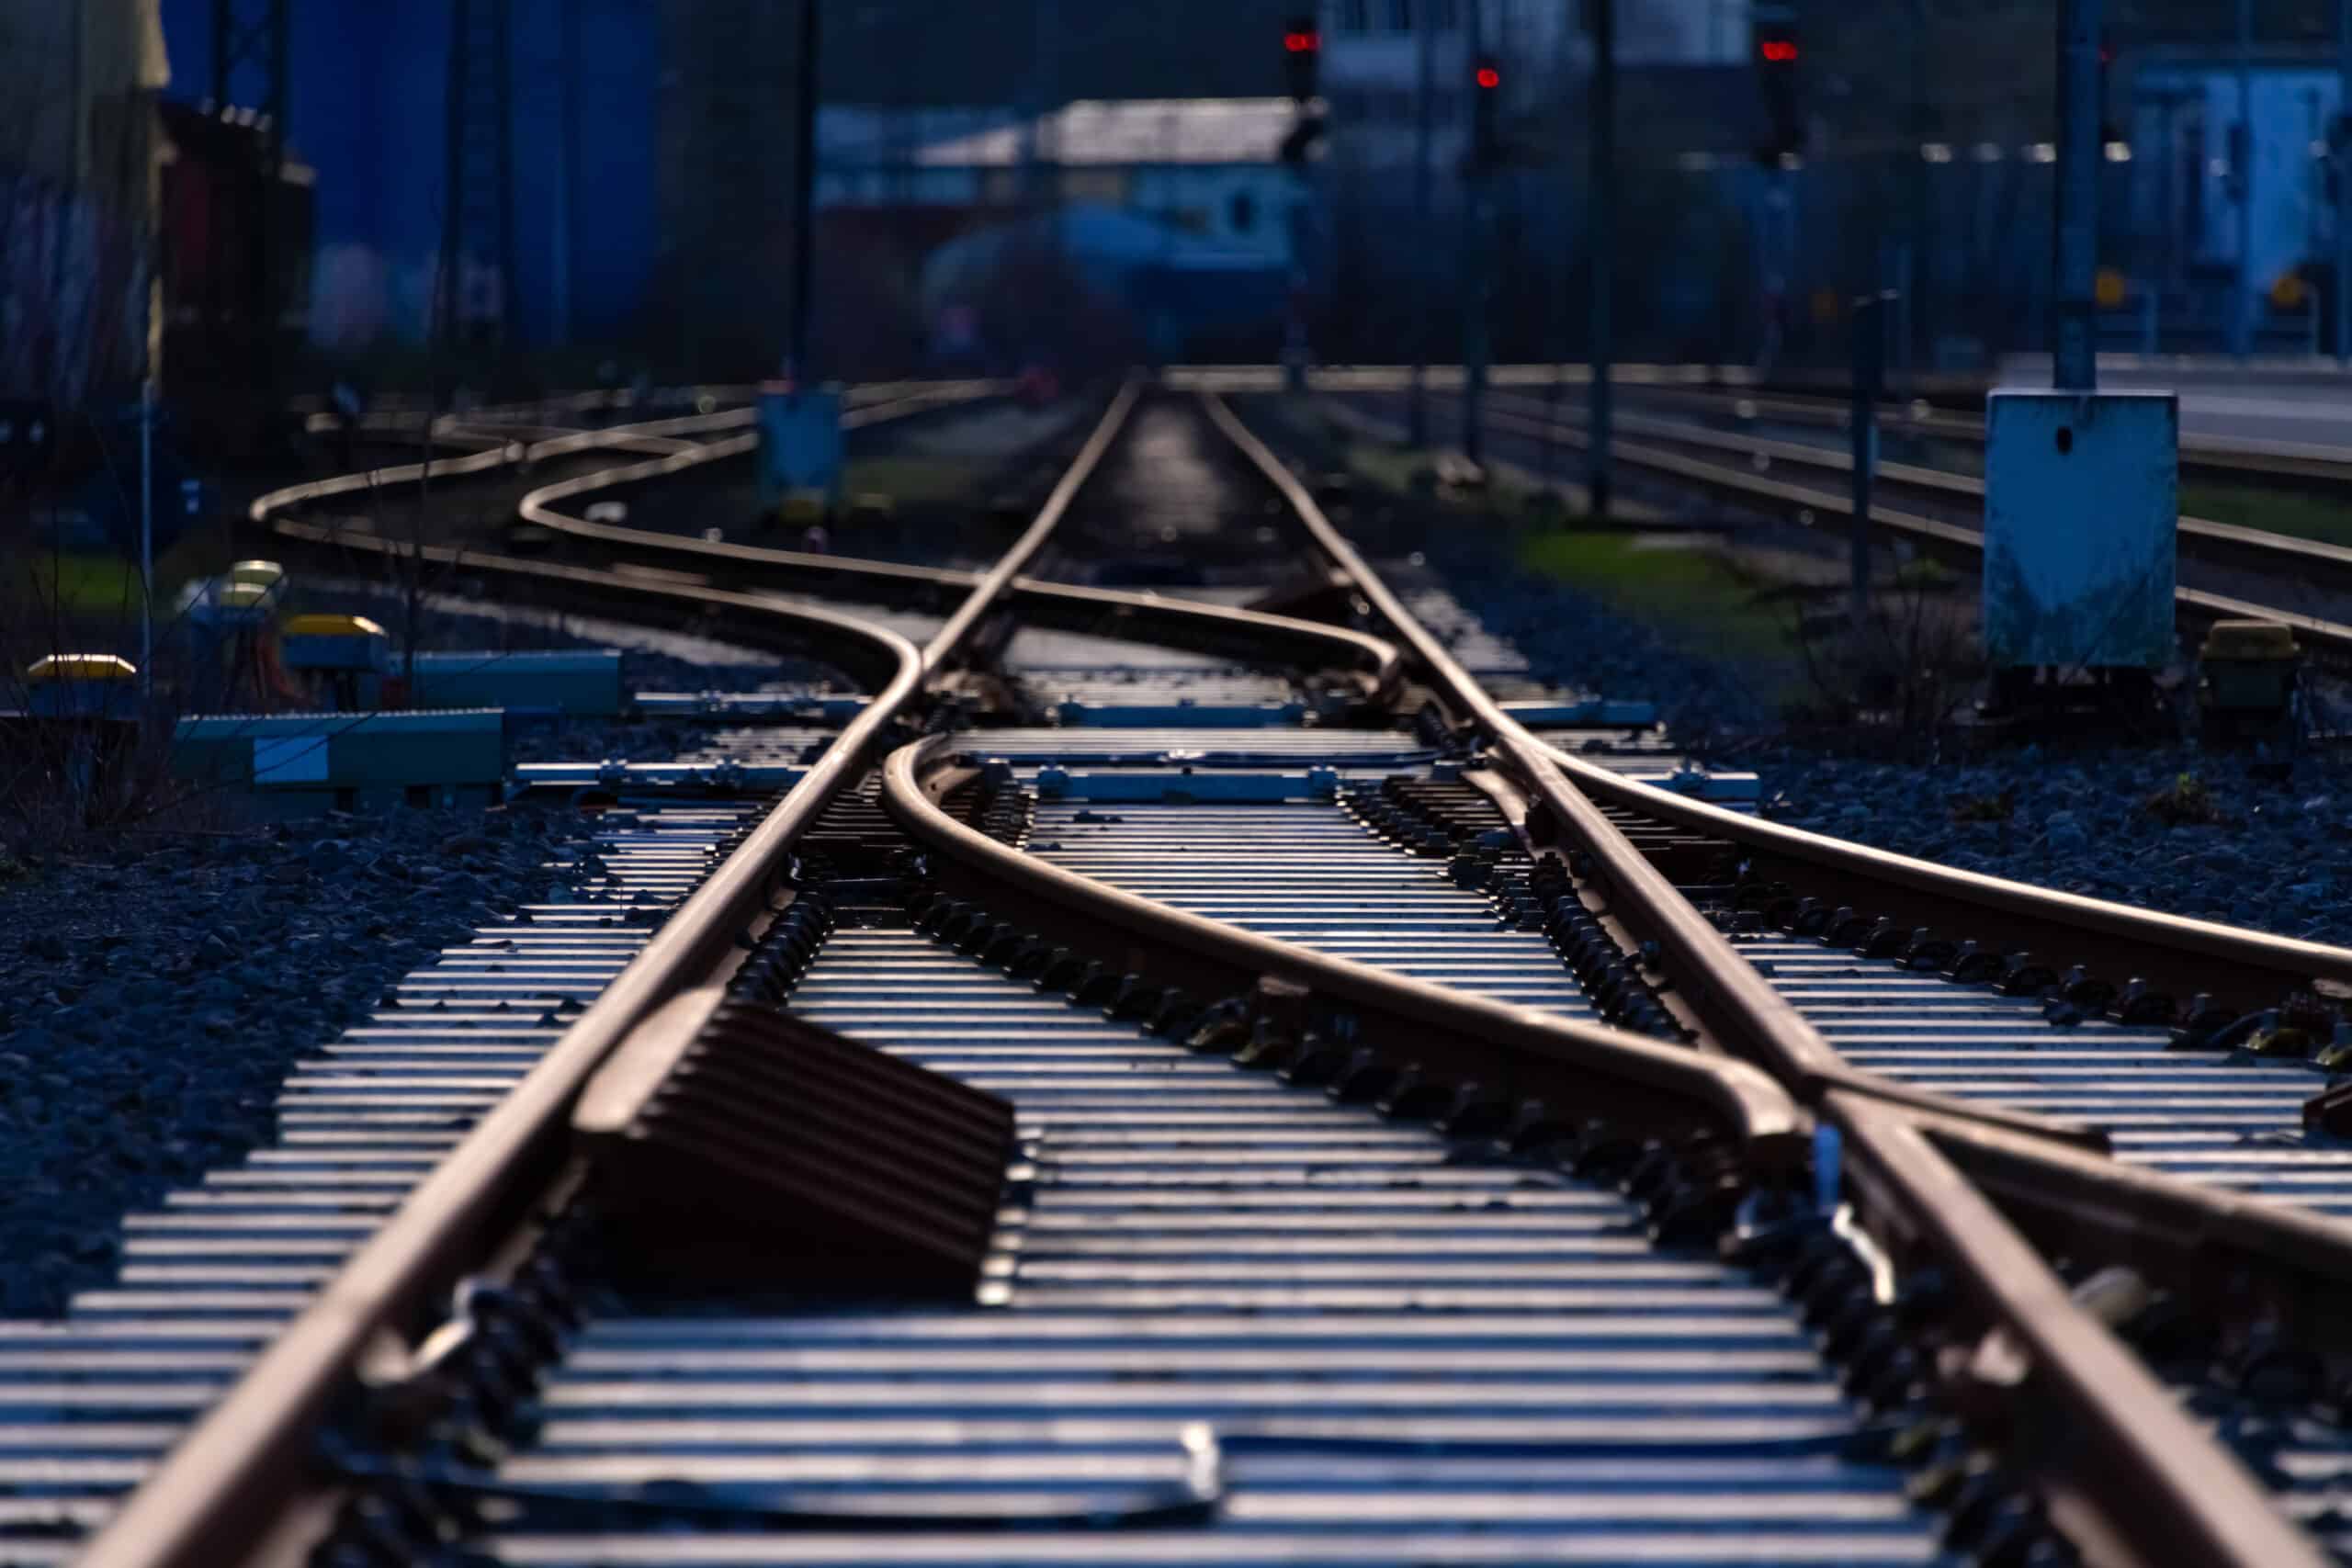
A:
1199;391;2327;1568
75;389;1138;1568
1543;398;2352;598
880;736;1807;1162
1204;392;2104;1148
1895;1100;2352;1366
1456;397;2352;661
1824;1091;2328;1568
1419;391;2352;1003
120;376;2341;1567
1516;375;2352;491
254;381;998;527
461;515;1404;697
1268;380;2352;1435
505;381;1006;536
294;378;958;436
263;389;1404;717
922;379;1139;668
290;372;1394;691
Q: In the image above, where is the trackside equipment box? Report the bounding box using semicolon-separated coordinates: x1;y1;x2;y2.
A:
1982;389;2178;669
172;707;503;815
756;384;843;513
409;650;625;716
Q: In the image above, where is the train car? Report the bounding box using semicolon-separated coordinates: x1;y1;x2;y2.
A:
156;98;314;459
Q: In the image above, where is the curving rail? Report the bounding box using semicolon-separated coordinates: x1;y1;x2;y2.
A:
77;387;1107;1567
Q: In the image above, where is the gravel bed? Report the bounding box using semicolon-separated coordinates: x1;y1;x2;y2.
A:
0;805;592;1314
1755;747;2352;946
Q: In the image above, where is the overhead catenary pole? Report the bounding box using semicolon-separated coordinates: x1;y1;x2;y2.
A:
138;378;154;694
2052;0;2100;390
1905;0;1926;385
1588;0;1615;518
1461;0;1488;463
551;0;578;347
2338;0;2350;364
1408;0;1436;446
2235;0;2255;360
1849;291;1891;626
784;0;820;383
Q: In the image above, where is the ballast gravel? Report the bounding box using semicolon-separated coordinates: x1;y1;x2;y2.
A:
1753;747;2352;949
0;805;592;1315
1443;526;2352;951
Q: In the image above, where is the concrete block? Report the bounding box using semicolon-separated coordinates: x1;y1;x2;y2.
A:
174;707;503;808
409;650;625;716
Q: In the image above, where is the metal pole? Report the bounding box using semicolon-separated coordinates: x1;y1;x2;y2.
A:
784;0;820;382
138;378;154;694
551;0;578;347
437;0;465;348
1460;0;1487;463
1588;0;1615;518
2236;0;2255;359
1905;0;1926;384
2053;0;2100;389
1849;293;1890;626
2338;0;2350;364
1408;0;1435;445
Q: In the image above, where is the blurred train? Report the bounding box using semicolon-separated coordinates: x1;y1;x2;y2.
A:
157;97;314;460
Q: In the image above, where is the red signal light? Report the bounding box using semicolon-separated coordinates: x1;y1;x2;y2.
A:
1475;64;1500;88
1284;29;1319;52
1759;39;1798;62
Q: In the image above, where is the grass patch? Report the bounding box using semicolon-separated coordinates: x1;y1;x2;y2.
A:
9;533;240;618
22;553;147;615
1518;530;1798;668
2142;772;2224;827
2178;481;2352;547
1303;407;1801;674
1950;788;2015;823
841;455;993;509
1341;441;1439;501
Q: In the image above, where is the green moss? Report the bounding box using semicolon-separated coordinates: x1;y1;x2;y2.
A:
1516;530;1798;667
840;455;995;508
6;534;238;630
26;554;146;614
2178;481;2352;547
2142;772;2223;827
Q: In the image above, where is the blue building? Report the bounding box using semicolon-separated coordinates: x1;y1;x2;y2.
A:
154;0;662;351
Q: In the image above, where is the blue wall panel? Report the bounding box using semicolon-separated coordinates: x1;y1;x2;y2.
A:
157;0;657;348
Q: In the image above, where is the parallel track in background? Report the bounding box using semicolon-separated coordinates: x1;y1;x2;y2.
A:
1307;373;2352;663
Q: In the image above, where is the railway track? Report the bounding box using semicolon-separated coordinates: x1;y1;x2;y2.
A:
1306;375;2352;667
35;378;2352;1565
